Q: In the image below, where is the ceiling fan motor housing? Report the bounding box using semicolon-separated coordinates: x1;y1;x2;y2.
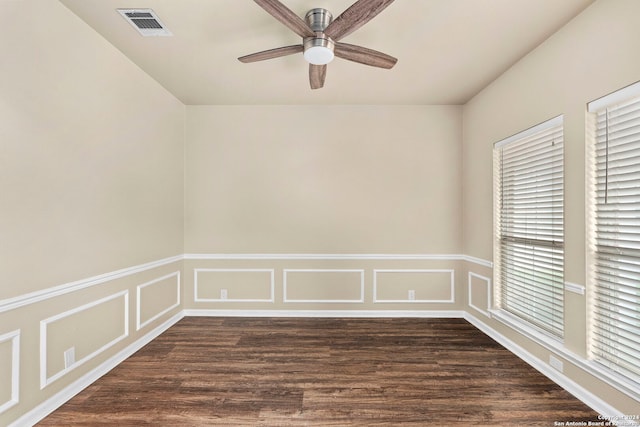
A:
303;8;335;65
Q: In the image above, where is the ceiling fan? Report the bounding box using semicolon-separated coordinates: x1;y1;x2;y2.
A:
238;0;397;89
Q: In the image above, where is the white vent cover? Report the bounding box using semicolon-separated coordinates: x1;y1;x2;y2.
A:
118;9;172;37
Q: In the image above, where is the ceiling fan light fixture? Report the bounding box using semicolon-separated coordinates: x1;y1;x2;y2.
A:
303;8;335;65
303;36;335;65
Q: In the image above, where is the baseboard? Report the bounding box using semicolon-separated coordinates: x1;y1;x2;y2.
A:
10;312;184;427
183;309;466;318
463;312;638;427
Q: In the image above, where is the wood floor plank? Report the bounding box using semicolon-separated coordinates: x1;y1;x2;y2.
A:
38;317;600;426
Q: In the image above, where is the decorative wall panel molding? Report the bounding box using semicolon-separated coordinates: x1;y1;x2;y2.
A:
0;255;182;314
0;330;20;414
194;269;275;303
2;254;492;315
468;272;491;317
14;313;183;427
136;272;181;330
39;291;129;389
373;269;455;303
283;269;365;303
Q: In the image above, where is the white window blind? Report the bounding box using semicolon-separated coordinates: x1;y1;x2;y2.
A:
588;85;640;385
495;117;564;338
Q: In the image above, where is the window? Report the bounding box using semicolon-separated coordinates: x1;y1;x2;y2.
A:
587;82;640;386
494;116;564;338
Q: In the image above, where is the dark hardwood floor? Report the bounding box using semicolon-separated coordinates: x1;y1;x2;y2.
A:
38;317;600;426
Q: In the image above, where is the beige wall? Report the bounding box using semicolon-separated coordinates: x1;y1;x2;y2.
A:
183;105;465;315
0;1;184;424
463;0;640;415
0;1;185;300
185;105;462;254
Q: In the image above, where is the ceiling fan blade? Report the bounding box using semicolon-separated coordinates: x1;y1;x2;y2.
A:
238;45;303;63
324;0;395;41
334;42;397;69
309;64;327;89
253;0;315;38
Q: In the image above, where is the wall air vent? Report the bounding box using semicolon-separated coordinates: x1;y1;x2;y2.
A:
117;9;172;37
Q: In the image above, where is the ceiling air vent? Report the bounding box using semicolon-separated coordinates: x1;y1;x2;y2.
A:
118;9;172;37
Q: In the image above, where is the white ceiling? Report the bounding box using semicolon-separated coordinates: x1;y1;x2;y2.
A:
59;0;594;105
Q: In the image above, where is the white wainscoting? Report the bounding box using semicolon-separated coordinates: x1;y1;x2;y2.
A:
373;269;455;303
6;253;637;427
39;290;130;389
13;313;183;427
136;271;181;330
283;269;365;303
0;255;182;314
0;329;20;414
184;253;484;310
468;272;492;318
194;269;275;303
